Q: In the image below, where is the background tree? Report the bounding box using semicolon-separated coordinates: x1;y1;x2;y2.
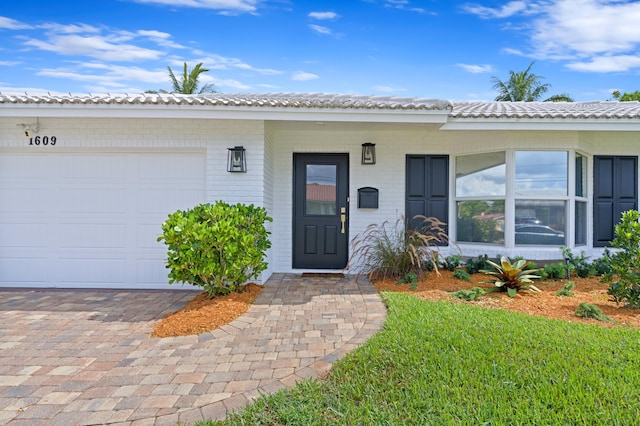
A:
147;62;217;94
491;62;573;102
612;90;640;101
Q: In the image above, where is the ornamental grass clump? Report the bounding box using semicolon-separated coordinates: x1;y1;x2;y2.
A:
481;256;541;297
348;215;449;282
158;201;272;298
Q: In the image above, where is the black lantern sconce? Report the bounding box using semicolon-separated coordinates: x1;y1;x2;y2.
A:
227;146;247;172
361;142;376;165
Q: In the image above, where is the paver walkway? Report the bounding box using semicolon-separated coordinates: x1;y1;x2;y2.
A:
0;273;386;425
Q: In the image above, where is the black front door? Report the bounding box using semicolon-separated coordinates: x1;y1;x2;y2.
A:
293;154;349;269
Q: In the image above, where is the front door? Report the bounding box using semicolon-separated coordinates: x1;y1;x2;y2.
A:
293;153;349;269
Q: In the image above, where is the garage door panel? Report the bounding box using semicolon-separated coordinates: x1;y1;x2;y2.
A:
137;188;205;213
136;259;171;284
59;188;127;214
58;223;126;248
63;154;128;179
55;258;126;284
138;155;205;179
0;187;52;213
0;258;48;284
0;223;49;247
0;151;205;289
137;224;165;249
0;154;56;179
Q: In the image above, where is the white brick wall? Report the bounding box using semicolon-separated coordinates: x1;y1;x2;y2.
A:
3;115;640;279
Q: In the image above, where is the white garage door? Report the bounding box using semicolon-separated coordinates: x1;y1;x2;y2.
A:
0;151;205;289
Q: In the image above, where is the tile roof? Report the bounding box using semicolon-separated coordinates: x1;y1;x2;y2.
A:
0;92;452;111
3;93;640;120
450;101;640;119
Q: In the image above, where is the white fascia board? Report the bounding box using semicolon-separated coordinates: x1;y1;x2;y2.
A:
0;104;450;124
441;118;640;131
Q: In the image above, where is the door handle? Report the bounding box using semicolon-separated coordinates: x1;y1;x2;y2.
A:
340;207;346;234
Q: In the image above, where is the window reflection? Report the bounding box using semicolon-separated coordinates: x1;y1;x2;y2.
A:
515;200;565;245
515;151;567;196
576;154;586;197
457;200;505;244
305;164;336;215
456;152;505;197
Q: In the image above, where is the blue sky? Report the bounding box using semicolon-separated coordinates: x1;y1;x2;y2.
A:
1;0;639;101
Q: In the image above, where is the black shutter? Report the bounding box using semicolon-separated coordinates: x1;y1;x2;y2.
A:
593;156;638;247
406;155;449;231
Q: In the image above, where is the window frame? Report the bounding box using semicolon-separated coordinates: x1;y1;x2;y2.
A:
453;149;587;248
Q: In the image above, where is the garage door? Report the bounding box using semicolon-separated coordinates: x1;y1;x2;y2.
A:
0;151;205;289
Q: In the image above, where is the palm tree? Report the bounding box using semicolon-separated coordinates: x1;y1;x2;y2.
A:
491;62;573;102
147;62;217;94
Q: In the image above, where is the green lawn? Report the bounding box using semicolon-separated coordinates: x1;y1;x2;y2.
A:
199;292;640;425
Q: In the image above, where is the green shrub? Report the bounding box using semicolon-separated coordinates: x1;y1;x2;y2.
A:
451;287;485;301
442;254;462;271
606;210;640;308
481;256;541;297
560;247;595;278
592;249;613;276
465;254;491;275
453;269;472;282
349;215;448;281
158;201;272;298
575;303;614;323
556;281;575;297
541;262;567;280
397;271;419;290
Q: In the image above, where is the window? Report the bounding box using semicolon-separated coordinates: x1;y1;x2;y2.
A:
456;152;505;197
515;151;567;197
305;164;336;215
575;154;587;245
455;150;585;247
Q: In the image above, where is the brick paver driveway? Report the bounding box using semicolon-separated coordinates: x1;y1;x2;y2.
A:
0;273;385;425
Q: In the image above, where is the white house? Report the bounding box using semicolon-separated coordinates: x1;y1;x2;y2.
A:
1;93;639;289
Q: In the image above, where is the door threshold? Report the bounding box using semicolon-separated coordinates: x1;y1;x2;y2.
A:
300;272;346;278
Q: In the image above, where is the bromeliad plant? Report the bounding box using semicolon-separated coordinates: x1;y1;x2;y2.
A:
481;256;541;297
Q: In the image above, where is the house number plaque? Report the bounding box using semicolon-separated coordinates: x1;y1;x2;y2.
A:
29;136;57;146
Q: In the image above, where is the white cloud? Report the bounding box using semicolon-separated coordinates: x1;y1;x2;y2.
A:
566;55;640;72
309;24;332;35
292;71;318;81
457;63;494;73
128;0;259;14
465;0;640;74
308;11;339;20
461;1;530;19
37;63;168;85
137;30;185;48
530;0;640;57
501;47;525;56
215;78;252;90
195;53;282;75
0;61;20;66
0;16;33;30
384;0;428;13
23;34;163;61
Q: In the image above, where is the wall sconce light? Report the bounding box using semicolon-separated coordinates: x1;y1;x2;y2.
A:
361;143;376;165
227;146;247;172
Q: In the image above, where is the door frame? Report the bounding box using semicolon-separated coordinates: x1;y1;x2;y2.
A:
292;153;349;269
